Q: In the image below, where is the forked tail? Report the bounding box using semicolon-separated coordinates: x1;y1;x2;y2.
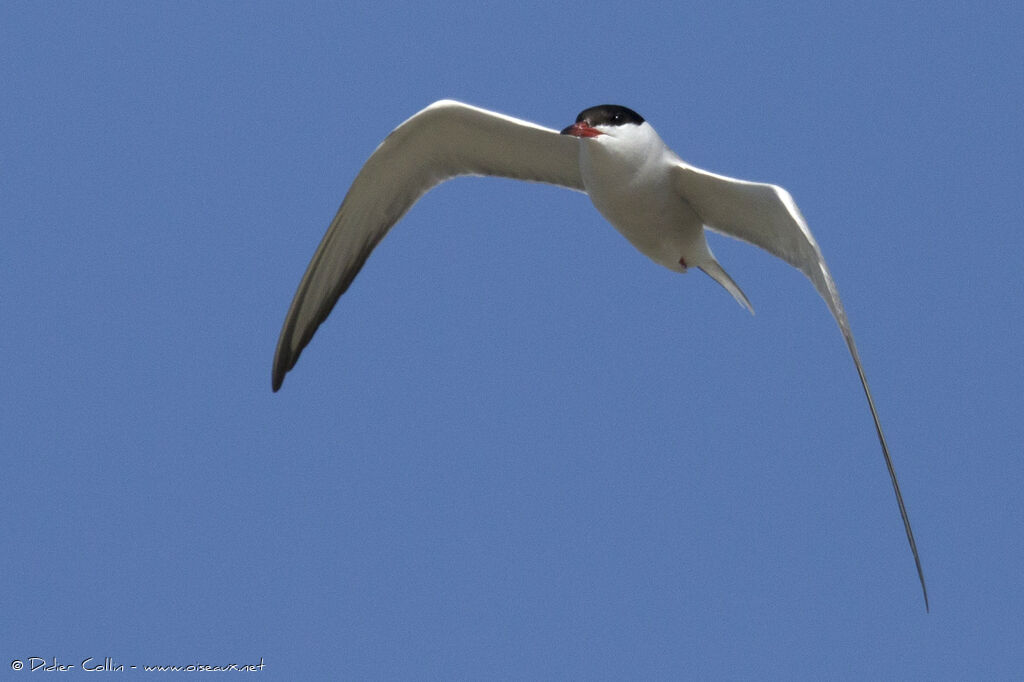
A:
699;260;754;314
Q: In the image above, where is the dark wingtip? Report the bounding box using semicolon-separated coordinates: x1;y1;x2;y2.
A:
271;352;289;392
919;558;930;613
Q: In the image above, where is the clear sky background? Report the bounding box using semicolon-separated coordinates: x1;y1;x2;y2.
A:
3;2;1021;678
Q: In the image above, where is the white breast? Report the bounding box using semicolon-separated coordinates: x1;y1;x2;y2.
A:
578;123;705;271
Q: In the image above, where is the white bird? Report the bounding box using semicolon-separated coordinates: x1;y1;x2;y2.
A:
272;99;927;610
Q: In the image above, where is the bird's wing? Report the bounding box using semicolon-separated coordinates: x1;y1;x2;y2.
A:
672;161;928;611
273;100;584;391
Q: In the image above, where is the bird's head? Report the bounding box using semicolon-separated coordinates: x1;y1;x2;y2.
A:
560;105;646;139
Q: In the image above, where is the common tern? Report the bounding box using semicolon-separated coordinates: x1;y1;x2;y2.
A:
272;99;927;610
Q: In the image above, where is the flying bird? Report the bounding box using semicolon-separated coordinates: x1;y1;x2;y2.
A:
272;99;927;609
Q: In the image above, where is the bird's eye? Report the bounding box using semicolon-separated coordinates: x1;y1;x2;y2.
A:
612;113;622;123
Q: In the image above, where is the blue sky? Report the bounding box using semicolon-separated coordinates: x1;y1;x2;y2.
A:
3;2;1021;678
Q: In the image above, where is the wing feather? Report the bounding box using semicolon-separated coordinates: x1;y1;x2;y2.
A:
273;100;583;390
673;162;928;610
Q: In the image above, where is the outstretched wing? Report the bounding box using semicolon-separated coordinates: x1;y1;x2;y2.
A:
273;100;584;391
673;161;928;611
